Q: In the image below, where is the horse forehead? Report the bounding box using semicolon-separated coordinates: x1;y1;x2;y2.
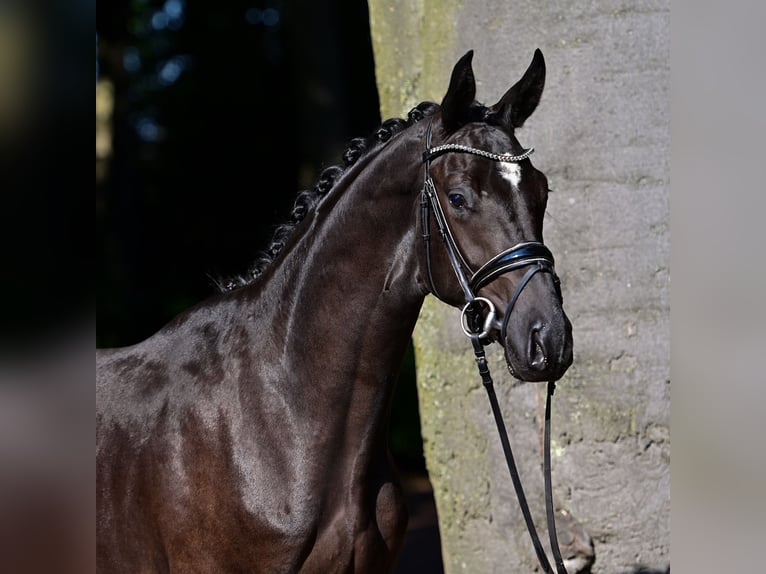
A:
463;123;521;150
469;130;533;191
498;162;522;189
438;126;535;192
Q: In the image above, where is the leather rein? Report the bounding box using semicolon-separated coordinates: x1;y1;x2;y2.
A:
420;124;568;574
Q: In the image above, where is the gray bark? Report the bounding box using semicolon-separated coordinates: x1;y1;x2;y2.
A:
368;1;669;572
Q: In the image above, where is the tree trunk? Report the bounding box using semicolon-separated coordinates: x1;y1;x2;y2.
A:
368;1;669;572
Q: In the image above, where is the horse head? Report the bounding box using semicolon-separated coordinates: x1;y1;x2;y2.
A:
422;49;573;382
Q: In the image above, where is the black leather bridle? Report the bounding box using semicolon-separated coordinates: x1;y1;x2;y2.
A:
420;124;569;574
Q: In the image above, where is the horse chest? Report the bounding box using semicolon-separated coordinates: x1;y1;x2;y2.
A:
175;432;406;572
298;480;408;573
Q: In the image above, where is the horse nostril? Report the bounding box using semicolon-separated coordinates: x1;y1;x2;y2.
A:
529;328;548;371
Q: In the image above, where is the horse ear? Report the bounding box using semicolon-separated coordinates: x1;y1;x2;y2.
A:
440;50;476;133
490;48;546;129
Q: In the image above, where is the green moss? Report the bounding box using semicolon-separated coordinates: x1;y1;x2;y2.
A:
486;15;503;31
367;0;464;118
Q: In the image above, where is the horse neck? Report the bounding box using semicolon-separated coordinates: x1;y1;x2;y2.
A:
243;127;429;456
289;128;427;358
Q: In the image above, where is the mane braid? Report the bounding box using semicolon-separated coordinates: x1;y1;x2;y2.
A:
216;101;440;292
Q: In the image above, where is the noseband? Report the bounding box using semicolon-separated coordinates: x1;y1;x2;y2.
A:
420;124;568;574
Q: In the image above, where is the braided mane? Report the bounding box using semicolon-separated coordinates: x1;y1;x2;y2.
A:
218;101;440;292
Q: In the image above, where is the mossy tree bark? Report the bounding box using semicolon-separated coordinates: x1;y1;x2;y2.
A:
368;1;669;572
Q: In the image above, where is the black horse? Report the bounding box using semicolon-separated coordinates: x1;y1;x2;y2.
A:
97;49;573;573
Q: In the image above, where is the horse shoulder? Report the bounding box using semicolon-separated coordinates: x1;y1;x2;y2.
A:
97;298;326;571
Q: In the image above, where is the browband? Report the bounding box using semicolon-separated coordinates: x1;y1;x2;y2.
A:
423;143;534;164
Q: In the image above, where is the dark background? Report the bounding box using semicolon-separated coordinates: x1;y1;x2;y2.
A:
96;0;427;479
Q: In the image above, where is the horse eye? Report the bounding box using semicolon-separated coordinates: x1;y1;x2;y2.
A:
448;193;467;209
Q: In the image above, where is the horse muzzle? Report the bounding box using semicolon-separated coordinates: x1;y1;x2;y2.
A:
503;310;573;382
463;243;574;382
458;242;573;382
462;292;573;382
